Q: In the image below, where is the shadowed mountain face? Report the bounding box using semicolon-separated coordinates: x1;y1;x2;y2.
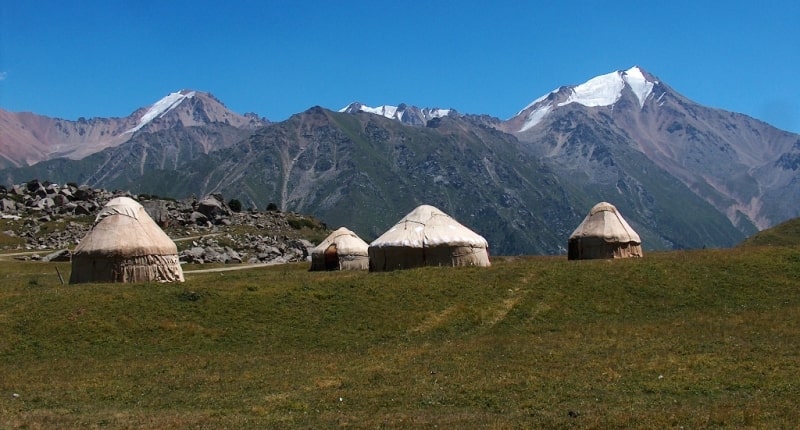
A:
3;67;798;255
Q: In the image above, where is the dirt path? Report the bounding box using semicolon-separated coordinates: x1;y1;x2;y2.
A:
173;233;221;242
182;263;276;274
0;250;51;260
1;242;296;274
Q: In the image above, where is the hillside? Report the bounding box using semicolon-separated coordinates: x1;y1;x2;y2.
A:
740;217;800;247
1;247;799;428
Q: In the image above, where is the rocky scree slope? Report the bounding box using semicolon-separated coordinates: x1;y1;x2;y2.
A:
0;180;324;265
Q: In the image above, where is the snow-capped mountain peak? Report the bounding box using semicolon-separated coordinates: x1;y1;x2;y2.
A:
340;102;453;125
340;102;399;119
622;66;656;108
559;69;626;108
559;66;656;109
515;66;658;132
125;90;196;134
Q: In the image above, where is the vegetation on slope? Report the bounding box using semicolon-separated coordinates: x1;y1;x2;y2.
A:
1;246;799;428
740;217;800;247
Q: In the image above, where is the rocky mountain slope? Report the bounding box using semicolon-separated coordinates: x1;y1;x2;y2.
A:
504;66;800;233
193;107;586;255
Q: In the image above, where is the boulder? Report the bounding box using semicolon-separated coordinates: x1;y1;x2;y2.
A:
142;200;171;228
224;247;243;263
197;194;230;220
26;180;48;197
1;198;17;212
190;211;209;225
73;202;94;216
52;194;70;207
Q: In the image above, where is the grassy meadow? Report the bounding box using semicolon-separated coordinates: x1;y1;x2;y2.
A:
1;246;800;428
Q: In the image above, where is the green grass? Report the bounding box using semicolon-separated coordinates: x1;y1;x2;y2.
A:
0;218;26;248
1;247;800;428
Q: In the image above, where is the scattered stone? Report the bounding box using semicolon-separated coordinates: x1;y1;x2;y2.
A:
0;181;325;265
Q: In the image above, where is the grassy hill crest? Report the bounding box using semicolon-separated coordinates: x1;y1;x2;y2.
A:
740;216;800;247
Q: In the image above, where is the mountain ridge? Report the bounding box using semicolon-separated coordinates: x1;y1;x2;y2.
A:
338;66;798;233
0;90;268;169
2;66;797;255
339;102;455;126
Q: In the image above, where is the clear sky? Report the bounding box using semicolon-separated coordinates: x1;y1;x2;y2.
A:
1;1;799;133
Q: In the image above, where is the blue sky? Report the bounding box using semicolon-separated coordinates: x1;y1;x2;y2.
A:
1;1;799;133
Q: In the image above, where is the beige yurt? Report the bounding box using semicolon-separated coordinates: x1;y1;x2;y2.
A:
568;201;643;260
368;204;491;272
309;227;369;271
69;197;184;283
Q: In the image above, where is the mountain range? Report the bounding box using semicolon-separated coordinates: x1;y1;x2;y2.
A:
0;90;267;169
2;66;798;255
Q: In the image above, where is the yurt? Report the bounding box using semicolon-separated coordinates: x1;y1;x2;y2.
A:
309;227;369;271
568;201;643;260
69;197;185;283
368;205;491;272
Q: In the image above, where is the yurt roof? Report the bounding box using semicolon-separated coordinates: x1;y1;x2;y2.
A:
370;205;489;248
569;201;641;243
311;227;369;255
72;197;179;257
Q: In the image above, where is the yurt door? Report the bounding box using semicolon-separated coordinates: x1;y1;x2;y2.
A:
324;244;338;270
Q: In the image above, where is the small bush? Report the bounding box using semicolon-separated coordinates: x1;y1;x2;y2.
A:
228;199;243;212
288;217;316;230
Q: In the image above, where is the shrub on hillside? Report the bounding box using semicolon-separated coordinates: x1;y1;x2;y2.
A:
228;199;243;212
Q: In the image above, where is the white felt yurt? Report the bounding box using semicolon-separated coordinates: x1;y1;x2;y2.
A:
368;205;490;272
69;197;184;283
568;201;643;260
309;227;369;271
